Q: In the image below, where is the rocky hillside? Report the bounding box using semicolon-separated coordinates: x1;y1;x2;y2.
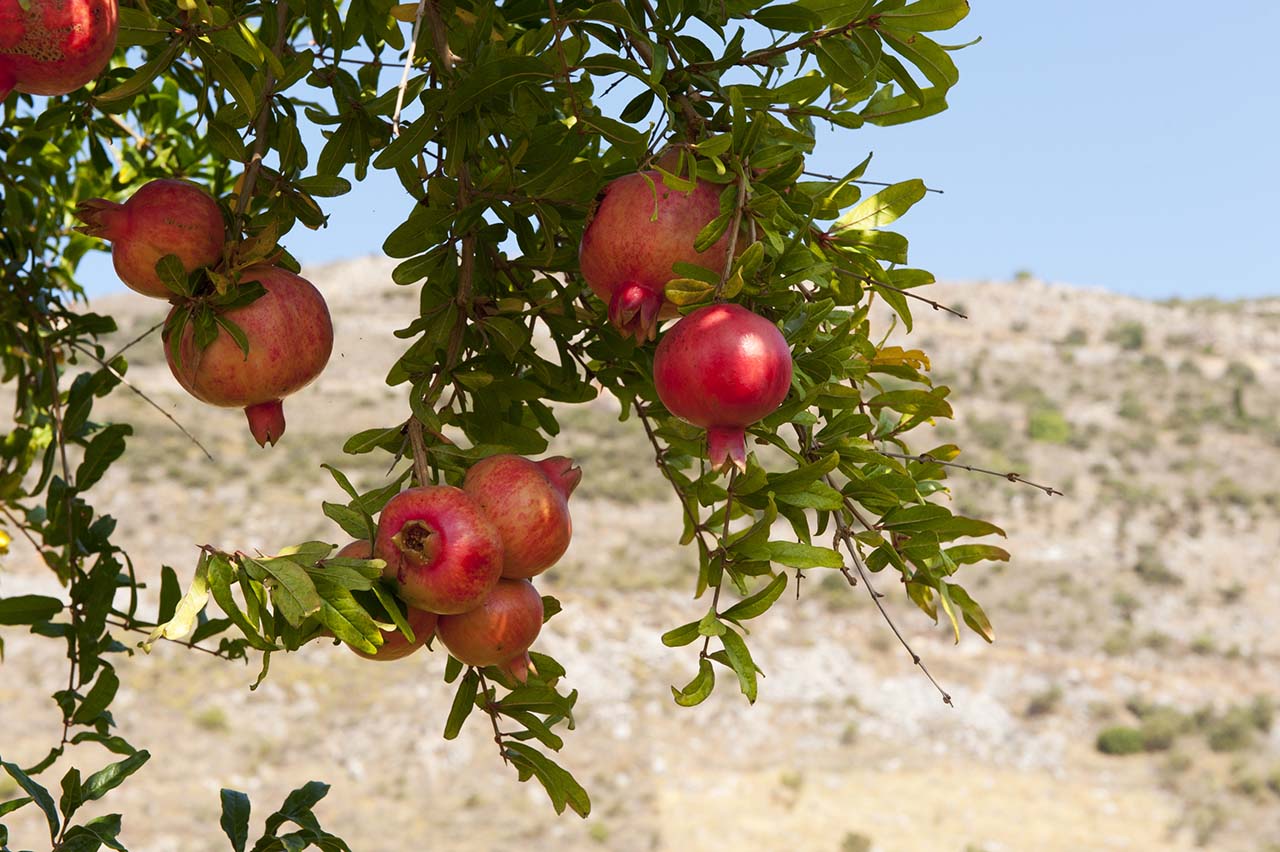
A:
2;258;1278;852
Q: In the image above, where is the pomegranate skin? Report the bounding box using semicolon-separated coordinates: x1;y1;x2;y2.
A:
75;179;226;299
653;303;793;473
436;578;543;683
463;454;581;580
579;171;731;342
164;265;333;446
334;541;438;662
374;486;504;615
0;0;117;100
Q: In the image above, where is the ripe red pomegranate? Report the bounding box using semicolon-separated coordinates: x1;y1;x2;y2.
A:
653;302;793;473
579;171;732;342
0;0;118;101
334;541;437;661
435;578;543;683
164;265;333;447
75;179;226;299
463;455;580;580
375;486;504;615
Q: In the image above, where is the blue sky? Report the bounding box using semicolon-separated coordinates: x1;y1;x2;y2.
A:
79;1;1279;300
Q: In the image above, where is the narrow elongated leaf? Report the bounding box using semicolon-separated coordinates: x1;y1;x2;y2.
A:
765;541;843;568
0;594;63;625
834;179;927;231
672;658;715;707
82;751;150;802
719;629;758;703
721;572;787;621
220;789;251;852
443;669;479;739
144;555;210;649
0;759;58;840
878;0;969;32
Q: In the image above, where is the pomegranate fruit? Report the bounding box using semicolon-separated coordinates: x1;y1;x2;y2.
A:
164;265;333;447
463;454;581;580
0;0;117;101
333;541;437;661
435;578;543;683
653;302;793;473
375;486;504;615
75;179;226;299
579;171;732;342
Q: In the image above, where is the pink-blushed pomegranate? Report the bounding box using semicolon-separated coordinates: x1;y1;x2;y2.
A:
334;541;437;661
653;302;793;473
75;179;226;299
579;171;732;342
375;486;504;615
164;265;333;447
0;0;117;101
463;455;580;580
435;578;543;683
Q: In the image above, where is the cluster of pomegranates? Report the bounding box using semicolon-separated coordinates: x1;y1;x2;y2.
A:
580;168;794;472
332;454;581;681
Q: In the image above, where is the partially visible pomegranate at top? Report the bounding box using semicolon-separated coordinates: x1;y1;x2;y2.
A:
463;454;581;580
0;0;118;101
653;302;793;473
76;179;226;299
579;171;732;342
435;578;544;683
164;265;333;447
333;540;437;662
374;485;504;615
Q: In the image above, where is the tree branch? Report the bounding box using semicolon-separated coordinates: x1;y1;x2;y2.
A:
878;450;1064;497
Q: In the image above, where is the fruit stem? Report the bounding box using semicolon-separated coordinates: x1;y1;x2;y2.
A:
706;425;748;474
390;520;439;565
244;400;286;447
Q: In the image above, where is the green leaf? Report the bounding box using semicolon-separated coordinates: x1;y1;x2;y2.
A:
295;175;352;197
0;796;32;816
502;742;591;817
765;541;843;568
220;789;251;852
944;544;1011;565
313;578;380;655
672;658;715;707
72;666;119;724
82;751;150;802
1;758;59;840
878;0;970;32
445;56;552;118
94;39;183;102
246;557;323;627
194;43;259;118
443;669;479;740
76;424;129;490
834;179;927;231
661;620;701;647
158;565;181;625
262;781;330;836
721;572;787;621
754;3;824;32
947;583;994;642
0;594;63;625
719;629;758;703
765;450;840;493
154;254;191;297
664;277;715;307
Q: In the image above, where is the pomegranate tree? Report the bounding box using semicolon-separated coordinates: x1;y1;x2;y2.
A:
653;302;793;473
334;541;437;661
0;0;117;101
435;578;544;683
164;265;333;446
463;454;581;579
375;485;504;615
75;179;226;299
579;171;732;342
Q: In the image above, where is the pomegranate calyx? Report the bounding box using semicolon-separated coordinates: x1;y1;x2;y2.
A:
244;400;286;447
706;425;749;474
536;456;582;500
390;520;439;565
73;198;128;240
607;282;663;342
504;651;534;684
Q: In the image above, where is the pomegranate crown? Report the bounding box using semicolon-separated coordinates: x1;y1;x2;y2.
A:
536;456;582;499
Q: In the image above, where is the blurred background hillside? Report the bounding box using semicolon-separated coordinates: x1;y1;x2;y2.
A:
4;257;1279;851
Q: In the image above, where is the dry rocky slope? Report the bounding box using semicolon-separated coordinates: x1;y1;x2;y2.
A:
3;257;1279;852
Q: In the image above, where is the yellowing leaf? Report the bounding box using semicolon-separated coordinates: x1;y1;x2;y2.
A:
871;346;930;370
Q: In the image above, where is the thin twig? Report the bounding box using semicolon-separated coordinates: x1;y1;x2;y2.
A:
546;0;582;120
689;16;874;71
423;0;458;73
107;319;164;362
392;0;429;136
104;617;227;658
71;342;214;462
803;170;945;195
476;669;510;765
106;113;149;150
878;450;1063;497
833;267;967;319
712;169;749;301
405;416;432;486
635;405;712;562
0;506;59;573
232;0;292;228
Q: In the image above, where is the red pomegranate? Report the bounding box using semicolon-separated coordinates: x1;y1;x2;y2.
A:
334;541;437;661
164;265;333;447
75;179;226;299
463;455;580;580
579;171;732;342
0;0;118;101
374;486;504;615
435;578;543;683
653;302;793;473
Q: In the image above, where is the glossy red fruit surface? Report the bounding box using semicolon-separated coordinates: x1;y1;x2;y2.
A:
463;455;580;580
435;578;543;683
